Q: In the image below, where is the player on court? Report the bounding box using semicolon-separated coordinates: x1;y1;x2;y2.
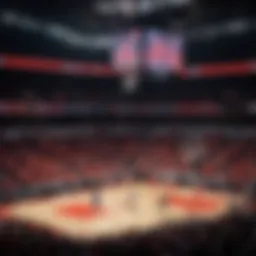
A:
158;190;169;213
91;188;102;208
125;188;138;212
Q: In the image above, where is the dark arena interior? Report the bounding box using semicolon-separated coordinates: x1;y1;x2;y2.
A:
0;0;256;255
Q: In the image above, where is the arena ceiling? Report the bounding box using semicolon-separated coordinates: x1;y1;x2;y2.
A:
1;0;254;30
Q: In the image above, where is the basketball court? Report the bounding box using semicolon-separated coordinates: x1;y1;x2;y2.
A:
0;183;242;241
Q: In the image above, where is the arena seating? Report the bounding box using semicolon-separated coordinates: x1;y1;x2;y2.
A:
0;136;255;196
0;176;16;193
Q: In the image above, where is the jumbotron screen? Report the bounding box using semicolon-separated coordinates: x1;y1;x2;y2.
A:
112;29;184;77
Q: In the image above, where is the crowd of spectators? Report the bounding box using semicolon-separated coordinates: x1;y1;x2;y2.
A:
1;135;255;195
0;133;255;255
0;135;255;199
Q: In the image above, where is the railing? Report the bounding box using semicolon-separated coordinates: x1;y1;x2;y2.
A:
0;100;255;117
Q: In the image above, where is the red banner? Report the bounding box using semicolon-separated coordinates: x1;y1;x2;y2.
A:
0;53;255;78
0;54;113;77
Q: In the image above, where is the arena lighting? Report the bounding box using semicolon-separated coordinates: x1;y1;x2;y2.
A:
1;10;253;48
95;0;192;16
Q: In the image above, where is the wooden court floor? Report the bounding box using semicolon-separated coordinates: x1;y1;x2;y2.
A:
0;183;242;241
